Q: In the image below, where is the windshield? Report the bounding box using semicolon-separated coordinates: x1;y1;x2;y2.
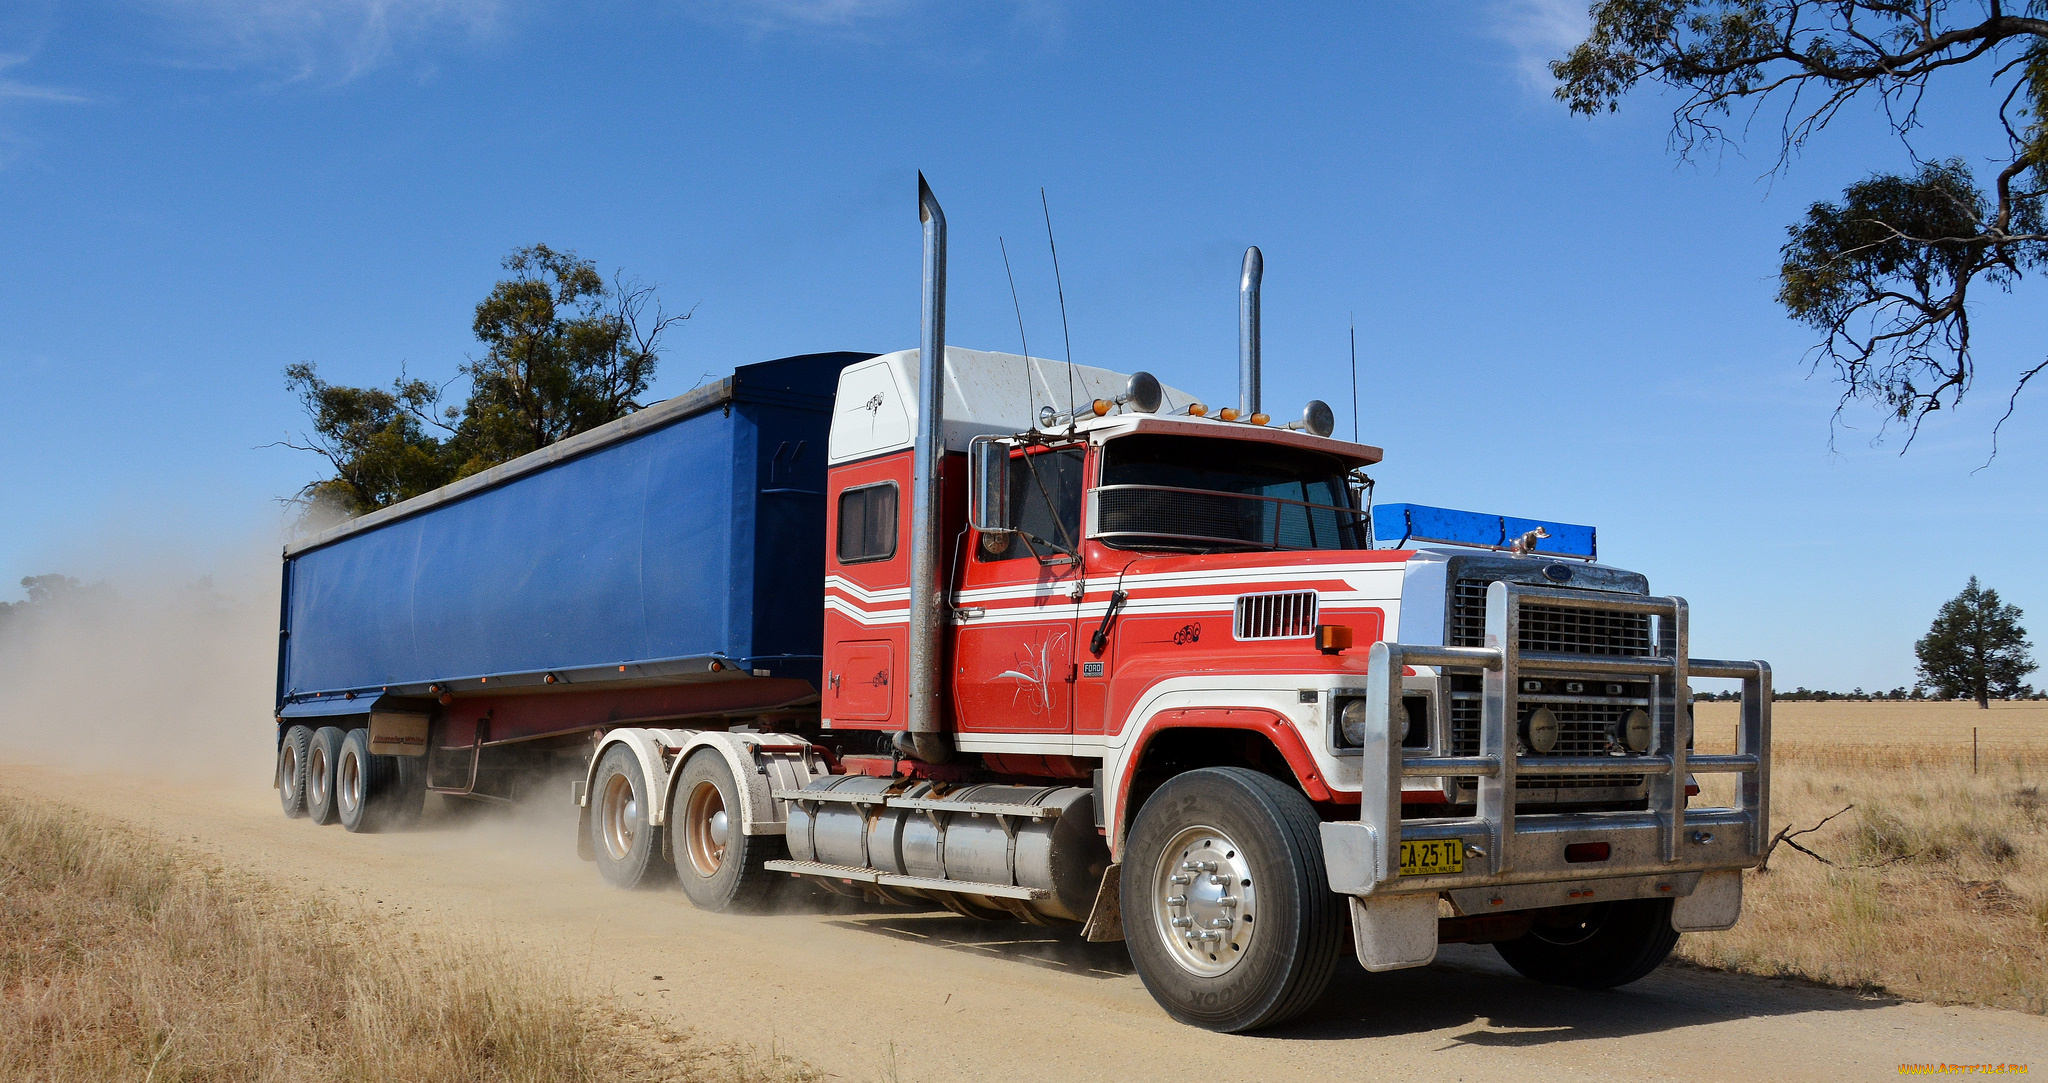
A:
1096;433;1366;552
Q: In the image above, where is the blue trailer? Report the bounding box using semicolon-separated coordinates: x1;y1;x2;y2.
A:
272;352;869;825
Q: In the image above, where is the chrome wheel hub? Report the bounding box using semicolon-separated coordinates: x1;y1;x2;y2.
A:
600;774;638;861
1151;824;1258;977
683;780;729;877
339;752;361;817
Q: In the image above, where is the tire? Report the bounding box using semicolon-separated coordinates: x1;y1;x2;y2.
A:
671;749;781;911
278;725;313;819
1120;767;1343;1033
389;754;429;828
590;744;667;889
337;728;402;834
1493;898;1680;989
305;726;346;826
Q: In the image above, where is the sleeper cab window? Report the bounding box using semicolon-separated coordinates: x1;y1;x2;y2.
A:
836;482;899;564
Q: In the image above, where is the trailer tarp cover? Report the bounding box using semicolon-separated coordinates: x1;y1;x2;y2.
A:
277;353;868;707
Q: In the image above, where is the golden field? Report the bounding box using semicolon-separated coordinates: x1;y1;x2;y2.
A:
1682;700;2048;1013
0;793;811;1083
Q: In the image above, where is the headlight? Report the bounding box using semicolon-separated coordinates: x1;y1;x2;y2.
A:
1618;707;1652;753
1524;707;1559;754
1340;699;1371;746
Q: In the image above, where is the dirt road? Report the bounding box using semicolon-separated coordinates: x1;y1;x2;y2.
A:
7;763;2041;1082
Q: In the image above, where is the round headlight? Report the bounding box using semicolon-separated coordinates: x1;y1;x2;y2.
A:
1340;699;1372;746
1525;707;1560;754
1620;707;1653;753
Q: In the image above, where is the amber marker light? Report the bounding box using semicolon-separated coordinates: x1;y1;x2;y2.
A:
1218;407;1240;421
1187;403;1208;417
1249;412;1270;426
1091;399;1112;417
1316;624;1353;655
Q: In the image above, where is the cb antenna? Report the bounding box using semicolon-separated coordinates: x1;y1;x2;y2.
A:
1040;187;1077;420
999;236;1033;428
1350;315;1359;443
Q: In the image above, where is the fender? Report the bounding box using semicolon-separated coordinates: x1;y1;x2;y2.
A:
576;727;698;859
1110;707;1336;857
665;731;827;837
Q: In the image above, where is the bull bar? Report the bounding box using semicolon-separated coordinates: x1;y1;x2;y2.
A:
1319;580;1770;964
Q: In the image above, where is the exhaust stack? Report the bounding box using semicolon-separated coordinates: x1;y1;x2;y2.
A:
1239;246;1262;417
900;174;953;764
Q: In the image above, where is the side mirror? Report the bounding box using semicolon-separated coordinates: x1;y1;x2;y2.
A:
969;436;1012;534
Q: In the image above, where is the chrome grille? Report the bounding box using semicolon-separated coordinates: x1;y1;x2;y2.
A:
1447;679;1648;792
1450;578;1650;656
1234;590;1318;640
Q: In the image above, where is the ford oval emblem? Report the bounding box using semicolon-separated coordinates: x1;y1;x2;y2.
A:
1543;564;1573;583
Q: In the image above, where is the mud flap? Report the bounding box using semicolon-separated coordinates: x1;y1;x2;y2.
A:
574;780;594;862
1350;893;1438;972
1671;869;1742;931
1082;862;1123;942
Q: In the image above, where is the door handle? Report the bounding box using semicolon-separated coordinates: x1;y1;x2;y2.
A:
953;607;986;621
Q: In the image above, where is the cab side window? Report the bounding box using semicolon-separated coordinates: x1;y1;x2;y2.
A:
981;447;1084;562
837;482;899;563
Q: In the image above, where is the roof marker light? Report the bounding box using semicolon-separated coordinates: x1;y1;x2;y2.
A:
1218;407;1241;421
1187;403;1208;417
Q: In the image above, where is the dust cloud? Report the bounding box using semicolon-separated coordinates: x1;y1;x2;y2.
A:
0;533;280;783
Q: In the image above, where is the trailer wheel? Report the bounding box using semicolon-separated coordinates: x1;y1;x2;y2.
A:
1121;767;1341;1034
337;729;402;834
305;727;346;826
590;745;666;889
671;750;780;911
1493;898;1679;989
278;725;313;819
389;754;429;828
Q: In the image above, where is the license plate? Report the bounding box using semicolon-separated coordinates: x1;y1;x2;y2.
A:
1399;840;1464;877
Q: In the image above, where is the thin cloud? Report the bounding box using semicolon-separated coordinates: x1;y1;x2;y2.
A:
142;0;504;82
1488;0;1590;95
0;52;88;104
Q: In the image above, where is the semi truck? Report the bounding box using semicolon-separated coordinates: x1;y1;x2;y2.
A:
271;178;1772;1033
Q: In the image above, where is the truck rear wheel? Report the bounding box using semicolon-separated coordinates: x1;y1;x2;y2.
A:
1121;767;1342;1033
337;728;402;834
1493;898;1679;989
278;725;312;818
591;745;666;889
305;726;346;826
671;750;779;911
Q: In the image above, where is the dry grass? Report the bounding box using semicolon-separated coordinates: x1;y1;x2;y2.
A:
1678;701;2048;1013
0;792;812;1082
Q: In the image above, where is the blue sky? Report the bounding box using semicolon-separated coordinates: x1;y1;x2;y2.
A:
1;1;2042;691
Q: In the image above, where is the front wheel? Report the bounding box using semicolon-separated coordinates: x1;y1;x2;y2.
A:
671;749;780;911
1493;898;1679;989
1121;768;1342;1033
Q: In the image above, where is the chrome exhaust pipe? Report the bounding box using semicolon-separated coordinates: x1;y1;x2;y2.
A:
1240;246;1262;417
901;173;953;764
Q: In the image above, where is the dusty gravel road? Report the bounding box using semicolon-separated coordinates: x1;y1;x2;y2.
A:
7;763;2042;1083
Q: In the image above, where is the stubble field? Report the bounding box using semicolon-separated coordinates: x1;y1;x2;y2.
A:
1684;701;2048;1014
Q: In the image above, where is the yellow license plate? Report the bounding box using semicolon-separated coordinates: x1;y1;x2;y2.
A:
1400;840;1464;877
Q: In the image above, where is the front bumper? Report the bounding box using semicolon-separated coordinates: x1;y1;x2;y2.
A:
1320;580;1771;970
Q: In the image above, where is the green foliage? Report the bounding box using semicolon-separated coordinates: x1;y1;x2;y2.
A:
448;244;671;477
1552;2;2048;447
282;363;453;517
1915;576;2037;707
283;245;685;518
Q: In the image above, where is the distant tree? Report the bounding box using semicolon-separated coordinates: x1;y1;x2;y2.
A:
283;244;687;518
281;363;452;516
1552;3;2048;450
0;575;115;630
1915;576;2037;707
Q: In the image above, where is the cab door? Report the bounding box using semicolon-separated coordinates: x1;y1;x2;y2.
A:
952;446;1085;736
